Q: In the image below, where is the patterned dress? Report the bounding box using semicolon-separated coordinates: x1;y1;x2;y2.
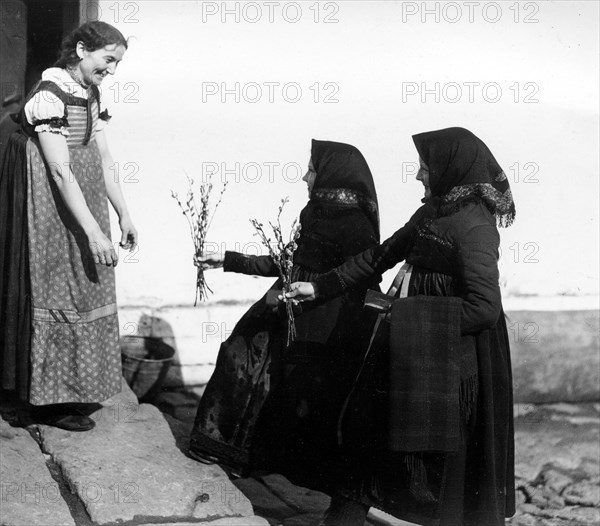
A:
0;68;122;405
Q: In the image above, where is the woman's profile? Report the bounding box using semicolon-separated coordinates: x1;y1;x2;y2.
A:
189;140;381;493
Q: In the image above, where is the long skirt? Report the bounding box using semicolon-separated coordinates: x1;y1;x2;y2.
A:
189;289;284;471
190;287;370;493
0;132;122;405
337;311;515;526
249;340;363;494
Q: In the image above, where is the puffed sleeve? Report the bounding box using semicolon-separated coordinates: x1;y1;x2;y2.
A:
454;212;502;335
223;251;279;277
24;91;69;136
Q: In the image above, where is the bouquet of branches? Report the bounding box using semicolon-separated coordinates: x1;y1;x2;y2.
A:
250;197;301;346
172;175;227;305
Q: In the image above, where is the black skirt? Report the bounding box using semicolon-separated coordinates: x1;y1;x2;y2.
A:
335;267;515;526
0;132;31;401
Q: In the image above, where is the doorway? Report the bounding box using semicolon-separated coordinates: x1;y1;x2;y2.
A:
0;0;95;159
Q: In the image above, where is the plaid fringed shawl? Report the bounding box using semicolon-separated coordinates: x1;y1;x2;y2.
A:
388;295;472;453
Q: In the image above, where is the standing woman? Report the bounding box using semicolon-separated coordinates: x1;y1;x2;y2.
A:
289;128;515;526
189;140;380;492
0;22;137;431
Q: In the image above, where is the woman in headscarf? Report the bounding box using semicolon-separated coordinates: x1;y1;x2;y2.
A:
188;139;382;491
288;127;515;526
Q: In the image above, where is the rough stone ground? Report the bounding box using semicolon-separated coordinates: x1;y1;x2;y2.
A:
507;403;600;526
2;384;598;526
0;381;266;526
155;390;600;526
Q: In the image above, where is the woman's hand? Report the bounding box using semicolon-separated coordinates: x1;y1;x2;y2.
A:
87;228;118;266
119;215;138;251
194;252;224;270
284;282;316;302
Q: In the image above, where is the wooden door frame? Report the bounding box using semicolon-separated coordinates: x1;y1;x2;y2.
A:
0;0;101;159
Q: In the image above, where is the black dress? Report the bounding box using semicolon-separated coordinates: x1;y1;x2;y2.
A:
189;140;381;493
315;201;515;526
314;127;516;525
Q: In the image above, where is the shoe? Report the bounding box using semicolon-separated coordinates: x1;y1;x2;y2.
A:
188;449;244;478
34;408;96;432
188;449;217;464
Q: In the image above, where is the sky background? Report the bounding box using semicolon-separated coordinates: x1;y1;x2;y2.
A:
93;0;599;306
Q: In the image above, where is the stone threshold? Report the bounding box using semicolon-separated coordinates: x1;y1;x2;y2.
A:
0;380;267;526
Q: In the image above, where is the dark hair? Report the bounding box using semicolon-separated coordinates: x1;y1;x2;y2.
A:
54;21;128;68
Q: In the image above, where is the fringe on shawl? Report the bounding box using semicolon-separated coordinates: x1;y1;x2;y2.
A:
460;373;479;424
403;373;478;504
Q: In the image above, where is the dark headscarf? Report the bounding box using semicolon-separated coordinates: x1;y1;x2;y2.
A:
412;127;515;227
309;140;380;238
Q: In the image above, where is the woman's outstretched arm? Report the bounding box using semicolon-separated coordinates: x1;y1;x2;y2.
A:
196;251;279;277
288;201;438;301
223;251;279;277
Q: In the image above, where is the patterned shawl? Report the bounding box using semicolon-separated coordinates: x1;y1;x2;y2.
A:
412;127;515;227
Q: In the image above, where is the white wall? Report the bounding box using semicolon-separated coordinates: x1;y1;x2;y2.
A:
91;1;598;308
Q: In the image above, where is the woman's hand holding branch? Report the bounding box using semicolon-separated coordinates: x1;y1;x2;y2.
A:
284;282;316;302
194;252;224;270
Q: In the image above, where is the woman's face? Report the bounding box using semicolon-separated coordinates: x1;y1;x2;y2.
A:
302;158;317;196
416;157;432;199
76;42;126;86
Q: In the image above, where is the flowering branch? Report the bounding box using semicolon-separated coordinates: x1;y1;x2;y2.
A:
250;197;301;346
172;175;227;305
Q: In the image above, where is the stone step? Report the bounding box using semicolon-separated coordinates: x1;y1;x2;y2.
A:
35;380;266;525
232;472;418;526
0;417;75;526
234;473;329;525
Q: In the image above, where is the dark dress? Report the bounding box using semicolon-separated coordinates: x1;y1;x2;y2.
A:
313;127;515;525
322;201;514;526
189;140;380;492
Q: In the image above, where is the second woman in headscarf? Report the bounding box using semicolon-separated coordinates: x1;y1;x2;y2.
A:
189;140;381;492
288;127;515;526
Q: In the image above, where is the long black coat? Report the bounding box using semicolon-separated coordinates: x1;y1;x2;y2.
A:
189;204;379;490
314;201;515;526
